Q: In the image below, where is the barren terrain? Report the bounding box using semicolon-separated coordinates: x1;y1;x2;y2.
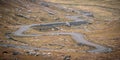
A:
0;0;120;60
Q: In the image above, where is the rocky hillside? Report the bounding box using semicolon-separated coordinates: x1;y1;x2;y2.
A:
0;0;120;60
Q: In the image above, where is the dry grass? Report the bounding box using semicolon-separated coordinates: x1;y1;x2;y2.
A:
0;0;120;60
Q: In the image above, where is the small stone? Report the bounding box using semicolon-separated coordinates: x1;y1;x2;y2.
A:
66;22;71;27
51;28;55;31
82;12;94;17
28;10;32;13
12;51;20;55
26;51;39;56
60;28;64;31
64;55;71;60
47;52;51;55
40;2;50;7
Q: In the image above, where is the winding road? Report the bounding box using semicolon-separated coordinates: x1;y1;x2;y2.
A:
12;20;112;53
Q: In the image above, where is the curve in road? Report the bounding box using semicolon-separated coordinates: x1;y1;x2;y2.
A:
12;21;112;53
